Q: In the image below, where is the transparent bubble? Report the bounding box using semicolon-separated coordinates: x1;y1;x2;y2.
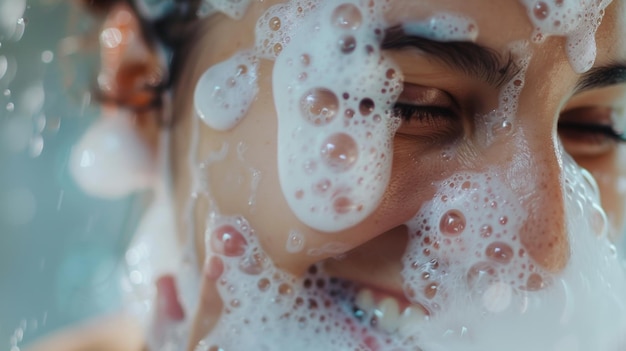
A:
300;88;339;125
467;261;497;288
286;230;305;253
359;98;375;116
238;252;267;275
338;35;356;54
269;16;281;31
424;282;439;299
320;133;359;172
0;55;7;81
485;242;514;264
533;2;549;20
439;210;466;236
333;196;356;214
211;225;248;257
331;3;362;30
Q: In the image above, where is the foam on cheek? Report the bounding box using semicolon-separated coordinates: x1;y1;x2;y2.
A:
517;0;612;73
194;50;259;131
199;215;379;350
398;159;626;350
269;0;403;233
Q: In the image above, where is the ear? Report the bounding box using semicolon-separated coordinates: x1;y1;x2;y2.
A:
70;3;166;199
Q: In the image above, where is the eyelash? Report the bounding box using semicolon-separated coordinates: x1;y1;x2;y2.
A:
393;102;626;147
557;122;626;143
392;103;457;124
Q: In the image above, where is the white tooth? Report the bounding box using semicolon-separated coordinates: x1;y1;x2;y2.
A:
355;289;375;311
377;297;400;334
398;305;426;338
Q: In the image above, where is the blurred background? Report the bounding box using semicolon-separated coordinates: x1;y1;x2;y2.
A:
0;1;141;348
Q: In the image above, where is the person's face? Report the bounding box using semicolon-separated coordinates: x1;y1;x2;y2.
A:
167;0;626;349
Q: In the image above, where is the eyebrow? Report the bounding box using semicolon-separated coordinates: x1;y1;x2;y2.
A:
575;63;626;93
382;26;520;89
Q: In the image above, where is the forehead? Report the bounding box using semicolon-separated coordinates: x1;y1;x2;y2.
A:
382;0;626;66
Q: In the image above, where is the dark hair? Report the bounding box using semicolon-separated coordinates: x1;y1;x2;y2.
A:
80;0;202;125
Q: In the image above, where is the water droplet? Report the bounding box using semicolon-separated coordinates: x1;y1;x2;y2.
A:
499;216;508;225
269;16;281;31
286;230;305;253
533;2;549;20
480;224;493;238
525;273;544;291
320;133;359;172
333;196;354;214
338;35;356;54
314;178;332;194
6;102;14;112
279;283;293;296
238;252;267;275
273;43;283;55
331;4;363;30
424;282;438;299
258;278;271;291
300;88;339;125
485;242;514;264
344;108;355;118
300;54;311;66
467;261;497;287
386;68;397;79
359;98;375;116
41;50;54;64
211;225;247;256
439;210;466;236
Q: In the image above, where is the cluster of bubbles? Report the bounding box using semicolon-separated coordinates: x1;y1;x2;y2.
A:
271;0;404;232
200;215;395;350
194;50;259;131
518;0;613;73
394;158;626;350
401;172;543;315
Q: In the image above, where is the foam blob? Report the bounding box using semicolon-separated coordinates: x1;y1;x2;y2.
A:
69;113;155;199
517;0;612;73
194;50;259;131
398;159;626;350
271;0;402;232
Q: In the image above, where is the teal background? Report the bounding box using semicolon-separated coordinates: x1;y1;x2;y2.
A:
0;1;138;348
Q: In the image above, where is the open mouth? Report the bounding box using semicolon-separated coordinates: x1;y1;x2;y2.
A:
351;285;428;337
303;262;430;350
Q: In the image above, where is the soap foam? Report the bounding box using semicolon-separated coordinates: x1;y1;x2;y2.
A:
271;0;402;232
142;0;626;350
517;0;613;73
399;156;626;351
194;50;259;131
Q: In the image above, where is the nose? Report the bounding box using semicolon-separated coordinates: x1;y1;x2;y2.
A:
498;127;570;273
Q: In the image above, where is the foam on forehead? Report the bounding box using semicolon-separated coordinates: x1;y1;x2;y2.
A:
517;0;613;73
